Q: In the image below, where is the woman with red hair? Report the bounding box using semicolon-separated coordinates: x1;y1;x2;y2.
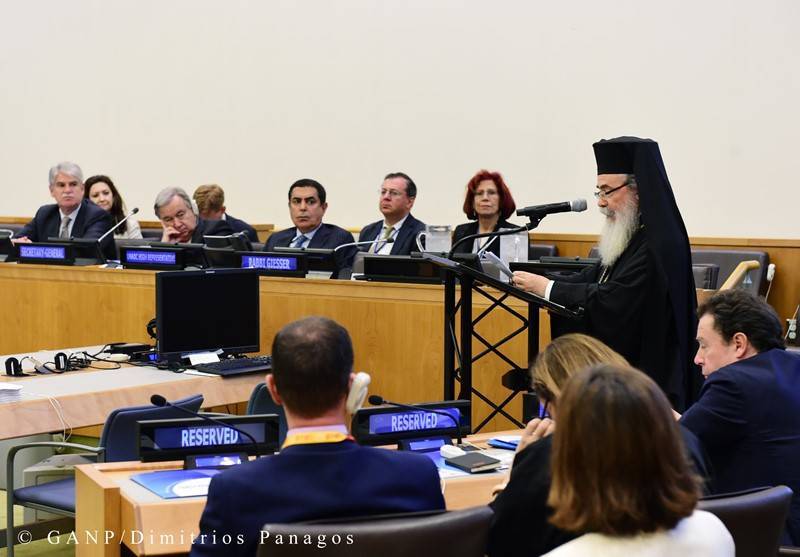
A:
452;170;518;256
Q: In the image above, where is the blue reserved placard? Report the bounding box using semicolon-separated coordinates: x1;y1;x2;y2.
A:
241;255;298;271
19;245;67;260
368;408;461;435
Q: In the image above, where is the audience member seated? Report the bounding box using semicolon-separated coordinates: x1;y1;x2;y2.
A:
193;184;258;242
14;161;115;259
263;178;356;272
542;363;733;557
154;187;233;243
489;334;710;557
358;172;426;255
680;289;800;545
452;169;518;257
84;175;143;239
190;316;445;557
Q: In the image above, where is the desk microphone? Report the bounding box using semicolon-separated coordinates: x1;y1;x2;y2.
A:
98;207;140;244
367;395;462;445
334;237;394;252
516;199;587;218
150;394;262;458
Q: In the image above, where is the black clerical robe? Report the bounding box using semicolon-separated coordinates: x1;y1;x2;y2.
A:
549;226;684;408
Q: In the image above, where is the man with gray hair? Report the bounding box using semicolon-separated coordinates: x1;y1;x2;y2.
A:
15;161;115;258
154;186;233;243
512;137;698;410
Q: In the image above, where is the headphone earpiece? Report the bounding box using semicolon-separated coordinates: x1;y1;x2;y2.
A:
147;318;158;340
346;372;371;415
54;352;69;372
5;357;23;376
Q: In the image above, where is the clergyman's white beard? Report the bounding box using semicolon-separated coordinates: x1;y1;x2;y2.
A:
598;202;639;267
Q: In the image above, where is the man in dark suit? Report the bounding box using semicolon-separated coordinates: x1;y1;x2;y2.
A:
680;289;800;544
358;172;426;256
192;184;259;243
263;179;356;273
154;187;233;243
14;162;116;259
190;317;445;557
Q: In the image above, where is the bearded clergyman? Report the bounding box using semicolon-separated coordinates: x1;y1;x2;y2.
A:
512;137;700;410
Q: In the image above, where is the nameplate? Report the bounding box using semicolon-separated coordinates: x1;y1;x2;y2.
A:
368;408;462;435
16;243;75;265
125;249;177;265
241;254;298;271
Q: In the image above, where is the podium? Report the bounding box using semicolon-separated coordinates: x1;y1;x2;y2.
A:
423;253;581;432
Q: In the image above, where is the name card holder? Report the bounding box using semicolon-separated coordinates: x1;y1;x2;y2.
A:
16;242;76;265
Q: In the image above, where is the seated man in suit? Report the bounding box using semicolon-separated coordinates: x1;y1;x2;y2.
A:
14;161;116;259
154;187;233;243
680;289;800;545
264;179;356;272
358;172;426;256
191;316;445;557
192;184;259;243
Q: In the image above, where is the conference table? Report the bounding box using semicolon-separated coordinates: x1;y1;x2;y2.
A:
0;263;535;433
73;431;511;556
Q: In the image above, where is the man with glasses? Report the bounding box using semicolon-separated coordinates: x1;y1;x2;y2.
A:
154;187;233;243
357;172;426;255
512;137;699;410
14;161;116;258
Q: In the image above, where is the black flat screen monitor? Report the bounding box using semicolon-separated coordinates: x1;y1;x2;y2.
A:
156;269;260;361
273;246;337;273
137;414;280;462
360;255;442;284
204;233;253;252
351;400;471;446
0;231;15;261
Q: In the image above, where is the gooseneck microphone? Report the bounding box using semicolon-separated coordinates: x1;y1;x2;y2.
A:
447;225;529;259
150;394;262;458
334;237;395;252
516;199;587;218
368;395;463;445
98;207;140;244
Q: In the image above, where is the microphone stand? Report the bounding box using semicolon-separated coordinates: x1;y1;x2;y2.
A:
447;224;531;259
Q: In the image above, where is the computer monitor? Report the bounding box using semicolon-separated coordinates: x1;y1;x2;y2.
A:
0;230;15;262
203;232;253;252
273;246;337;273
156;268;260;361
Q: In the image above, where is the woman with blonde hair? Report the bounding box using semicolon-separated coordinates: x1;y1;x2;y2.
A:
542;364;732;556
488;334;709;557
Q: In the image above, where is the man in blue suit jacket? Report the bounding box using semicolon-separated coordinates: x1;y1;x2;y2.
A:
154;187;234;244
193;184;259;243
263;179;357;273
680;289;800;544
191;317;445;557
14;162;116;259
358;172;426;256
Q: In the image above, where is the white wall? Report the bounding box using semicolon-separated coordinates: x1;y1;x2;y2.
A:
1;0;798;237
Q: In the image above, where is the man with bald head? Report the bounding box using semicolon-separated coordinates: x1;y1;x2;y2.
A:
512;137;698;409
14;161;115;258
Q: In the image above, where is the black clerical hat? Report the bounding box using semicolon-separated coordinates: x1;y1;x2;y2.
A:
593;136;656;174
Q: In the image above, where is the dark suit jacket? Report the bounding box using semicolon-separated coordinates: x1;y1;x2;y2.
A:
358;214;426;256
224;214;258;243
15;199;115;259
264;223;356;273
452;219;517;257
190;218;235;244
681;348;800;544
190;440;446;557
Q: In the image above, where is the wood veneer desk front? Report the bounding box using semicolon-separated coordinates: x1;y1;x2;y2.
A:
0;264;534;432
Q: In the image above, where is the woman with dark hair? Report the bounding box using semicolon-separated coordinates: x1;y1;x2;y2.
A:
84;175;142;239
451;170;517;256
488;334;713;557
542;364;732;556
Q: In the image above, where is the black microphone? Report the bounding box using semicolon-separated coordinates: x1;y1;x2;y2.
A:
336;237;395;252
516;199;587;218
98;207;140;244
368;395;463;445
150;394;262;459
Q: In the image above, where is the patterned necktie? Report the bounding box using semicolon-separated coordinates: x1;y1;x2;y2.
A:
371;225;394;253
59;216;71;238
291;234;308;248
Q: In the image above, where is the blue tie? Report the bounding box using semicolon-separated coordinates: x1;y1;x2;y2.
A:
291;234;308;248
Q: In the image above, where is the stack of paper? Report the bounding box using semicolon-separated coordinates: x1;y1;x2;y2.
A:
0;383;22;403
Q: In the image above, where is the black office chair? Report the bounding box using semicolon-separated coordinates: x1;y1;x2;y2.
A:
5;394;204;557
258;507;494;557
698;485;793;557
529;243;558;260
247;382;287;445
